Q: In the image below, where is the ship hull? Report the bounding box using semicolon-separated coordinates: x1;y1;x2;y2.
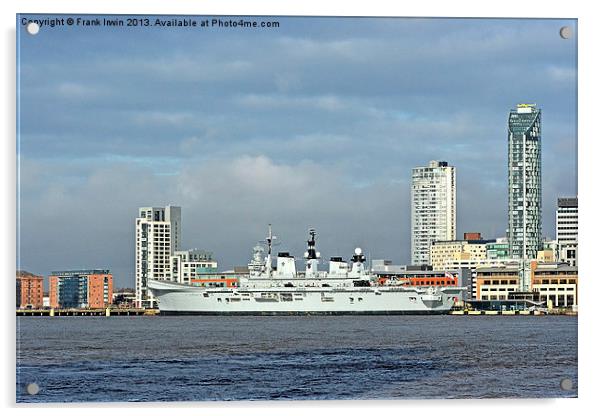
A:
148;280;463;315
158;310;450;316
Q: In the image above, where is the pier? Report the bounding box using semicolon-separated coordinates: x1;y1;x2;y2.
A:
16;308;159;317
449;309;577;316
449;310;543;316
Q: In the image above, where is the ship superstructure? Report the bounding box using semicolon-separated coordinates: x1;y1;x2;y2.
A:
148;226;465;315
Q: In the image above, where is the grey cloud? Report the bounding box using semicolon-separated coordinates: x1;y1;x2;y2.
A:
18;155;410;287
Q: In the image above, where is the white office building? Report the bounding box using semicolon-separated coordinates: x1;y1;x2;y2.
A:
556;197;578;266
135;206;181;308
170;249;218;285
556;197;578;245
411;160;456;265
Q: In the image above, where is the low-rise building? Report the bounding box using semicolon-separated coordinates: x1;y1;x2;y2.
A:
429;233;495;271
49;269;113;308
474;261;578;308
170;249;217;284
436;258;517;299
531;263;578;308
372;260;471;299
16;271;44;309
475;266;520;301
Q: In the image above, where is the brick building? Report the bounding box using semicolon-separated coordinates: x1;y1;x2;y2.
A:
49;269;113;308
16;272;44;308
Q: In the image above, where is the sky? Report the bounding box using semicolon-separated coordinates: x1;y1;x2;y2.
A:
16;15;578;288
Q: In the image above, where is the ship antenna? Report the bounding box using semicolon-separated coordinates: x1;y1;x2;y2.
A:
263;224;279;278
267;223;272;256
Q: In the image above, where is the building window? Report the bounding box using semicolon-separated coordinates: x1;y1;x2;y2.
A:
567;295;575;306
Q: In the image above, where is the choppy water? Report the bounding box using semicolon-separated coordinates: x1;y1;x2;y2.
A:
16;315;577;402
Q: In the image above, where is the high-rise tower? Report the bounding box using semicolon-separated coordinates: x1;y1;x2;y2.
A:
135;206;181;308
508;103;542;260
411;160;456;266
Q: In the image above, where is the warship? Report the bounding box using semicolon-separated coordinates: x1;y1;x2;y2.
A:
148;226;465;315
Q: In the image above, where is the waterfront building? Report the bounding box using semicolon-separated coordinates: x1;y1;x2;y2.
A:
16;272;44;309
428;233;511;300
475;266;520;301
411;160;456;266
135;205;181;308
441;258;517;299
429;232;494;271
475;261;578;308
556;197;578;266
49;269;113;308
508;103;542;260
170;249;218;284
531;263;578;308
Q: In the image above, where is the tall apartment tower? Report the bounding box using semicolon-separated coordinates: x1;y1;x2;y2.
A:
411;160;456;266
135;206;181;308
508;103;542;260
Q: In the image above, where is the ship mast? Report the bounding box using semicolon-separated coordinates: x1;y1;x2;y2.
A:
265;224;274;278
304;228;320;277
306;228;317;259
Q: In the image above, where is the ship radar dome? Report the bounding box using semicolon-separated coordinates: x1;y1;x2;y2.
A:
354;247;362;255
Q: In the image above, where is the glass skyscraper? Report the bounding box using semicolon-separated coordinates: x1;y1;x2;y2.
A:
508;103;542;260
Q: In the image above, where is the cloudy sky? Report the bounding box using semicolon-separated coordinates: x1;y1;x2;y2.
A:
17;15;577;288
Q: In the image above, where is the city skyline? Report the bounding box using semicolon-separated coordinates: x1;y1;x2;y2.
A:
17;16;577;287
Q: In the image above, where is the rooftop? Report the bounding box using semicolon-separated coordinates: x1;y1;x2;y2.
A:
432;239;496;245
509;104;540;134
558;197;578;208
50;269;111;276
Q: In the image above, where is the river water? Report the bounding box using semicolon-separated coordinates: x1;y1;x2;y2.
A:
16;315;577;402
